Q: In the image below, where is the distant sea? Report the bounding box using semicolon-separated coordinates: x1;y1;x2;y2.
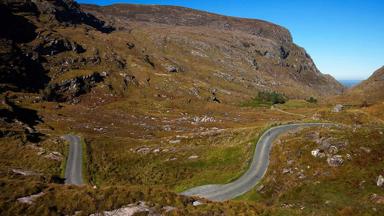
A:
338;80;362;88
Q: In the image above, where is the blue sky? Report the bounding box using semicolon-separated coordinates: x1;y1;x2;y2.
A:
79;0;384;80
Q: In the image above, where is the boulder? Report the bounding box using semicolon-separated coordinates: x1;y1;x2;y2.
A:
166;65;178;73
377;175;384;187
44;151;63;161
360;147;371;153
127;42;135;49
311;149;320;157
17;192;45;205
89;201;157;216
332;104;344;113
327;155;343;167
328;146;338;154
311;149;325;158
371;194;384;204
11;169;39;176
188;155;199;160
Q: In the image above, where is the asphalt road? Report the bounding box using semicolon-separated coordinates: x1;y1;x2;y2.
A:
63;135;83;185
181;123;333;201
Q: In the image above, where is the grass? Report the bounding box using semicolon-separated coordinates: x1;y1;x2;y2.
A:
60;138;69;178
80;136;88;185
236;118;384;215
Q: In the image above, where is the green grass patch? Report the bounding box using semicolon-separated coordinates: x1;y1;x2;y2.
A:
241;91;287;108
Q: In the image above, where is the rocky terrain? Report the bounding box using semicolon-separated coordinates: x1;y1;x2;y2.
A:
0;0;382;215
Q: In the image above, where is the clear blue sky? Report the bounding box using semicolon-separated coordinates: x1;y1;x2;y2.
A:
79;0;384;80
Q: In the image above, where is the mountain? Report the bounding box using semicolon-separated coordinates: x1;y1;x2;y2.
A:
346;66;384;104
1;0;343;102
81;3;344;99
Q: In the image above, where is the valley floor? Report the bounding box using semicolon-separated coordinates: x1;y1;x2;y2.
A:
1;94;384;215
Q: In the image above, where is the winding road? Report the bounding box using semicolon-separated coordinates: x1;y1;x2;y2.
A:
62;123;333;200
63;135;83;185
180;123;333;201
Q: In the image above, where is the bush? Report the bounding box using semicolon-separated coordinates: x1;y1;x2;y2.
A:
257;91;287;105
306;96;317;104
241;91;287;107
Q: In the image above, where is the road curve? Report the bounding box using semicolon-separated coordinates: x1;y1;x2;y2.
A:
63;135;83;185
181;123;333;201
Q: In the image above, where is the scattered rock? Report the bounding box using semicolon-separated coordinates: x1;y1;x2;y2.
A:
126;42;135;49
256;184;265;192
332;104;344;113
44;151;63;161
169;140;181;144
311;149;325;158
327;155;343;167
152;148;160;153
360;147;371;153
163;206;176;213
11;169;39;176
144;55;155;68
136;147;151;154
311;149;320;157
188;155;199;160
191;116;215;125
192;201;202;206
282;168;292;174
90;201;158;216
345;153;352;160
370;194;384;204
297;172;306;179
165;65;180;73
17;192;45;205
377;175;384;187
328;146;338;154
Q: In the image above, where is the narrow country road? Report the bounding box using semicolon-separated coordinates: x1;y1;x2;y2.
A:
63;135;83;185
181;123;333;201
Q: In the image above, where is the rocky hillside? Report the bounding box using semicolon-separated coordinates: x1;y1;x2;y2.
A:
1;0;344;105
81;3;344;99
346;66;384;104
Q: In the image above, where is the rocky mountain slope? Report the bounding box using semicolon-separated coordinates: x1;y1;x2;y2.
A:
82;3;344;99
1;0;344;103
347;66;384;103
